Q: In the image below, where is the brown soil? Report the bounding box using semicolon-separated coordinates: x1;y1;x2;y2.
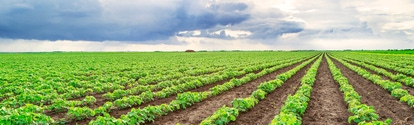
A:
344;60;414;96
226;59;314;125
331;57;414;124
302;56;350;125
50;112;66;122
146;58;314;125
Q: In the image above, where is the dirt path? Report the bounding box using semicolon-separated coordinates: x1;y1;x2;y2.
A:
146;58;314;125
226;60;314;125
302;56;350;125
331;57;414;124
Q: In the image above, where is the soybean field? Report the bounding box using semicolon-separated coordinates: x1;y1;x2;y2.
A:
2;51;414;125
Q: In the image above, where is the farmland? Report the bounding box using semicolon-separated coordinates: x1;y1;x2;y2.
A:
1;51;414;125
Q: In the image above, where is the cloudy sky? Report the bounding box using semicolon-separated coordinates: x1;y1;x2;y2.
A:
0;0;413;52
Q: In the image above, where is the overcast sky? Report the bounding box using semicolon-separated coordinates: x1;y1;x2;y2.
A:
0;0;413;52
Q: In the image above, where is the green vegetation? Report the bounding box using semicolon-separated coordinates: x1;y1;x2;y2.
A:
3;50;414;124
357;49;414;55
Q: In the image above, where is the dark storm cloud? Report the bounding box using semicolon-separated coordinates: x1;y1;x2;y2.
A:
295;21;375;39
174;2;249;31
245;20;305;39
177;6;305;41
0;0;249;42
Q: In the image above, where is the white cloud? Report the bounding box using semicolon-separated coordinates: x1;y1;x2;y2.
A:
223;29;252;38
343;0;414;41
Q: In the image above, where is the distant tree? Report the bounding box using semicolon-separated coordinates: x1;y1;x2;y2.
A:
185;50;195;52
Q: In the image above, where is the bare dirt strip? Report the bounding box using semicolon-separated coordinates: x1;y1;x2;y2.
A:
344;60;414;97
146;58;315;125
332;57;414;124
302;56;350;125
226;60;315;125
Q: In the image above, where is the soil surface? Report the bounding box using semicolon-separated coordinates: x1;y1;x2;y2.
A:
302;56;351;125
226;59;314;125
331;57;414;124
146;58;314;125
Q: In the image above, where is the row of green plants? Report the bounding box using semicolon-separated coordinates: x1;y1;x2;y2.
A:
2;95;110;124
0;104;55;124
53;101;115;124
270;54;322;124
331;56;414;108
135;66;225;85
199;55;320;125
0;82;126;108
326;55;391;124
